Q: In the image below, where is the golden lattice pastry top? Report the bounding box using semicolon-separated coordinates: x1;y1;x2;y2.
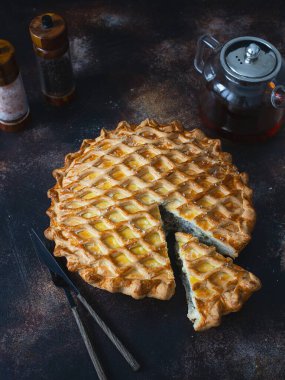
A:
45;119;256;300
176;232;261;331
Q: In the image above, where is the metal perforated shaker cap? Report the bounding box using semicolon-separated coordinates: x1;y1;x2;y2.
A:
220;36;282;83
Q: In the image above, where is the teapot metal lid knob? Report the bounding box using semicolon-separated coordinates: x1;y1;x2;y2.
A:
245;43;260;63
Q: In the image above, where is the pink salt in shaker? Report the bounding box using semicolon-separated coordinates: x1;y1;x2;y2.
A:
0;39;29;132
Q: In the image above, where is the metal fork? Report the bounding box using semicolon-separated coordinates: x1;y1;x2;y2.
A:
50;271;107;380
29;229;140;373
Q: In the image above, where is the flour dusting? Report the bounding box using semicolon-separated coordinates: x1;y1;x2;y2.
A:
277;231;285;272
124;80;199;127
195;14;254;40
91;11;130;29
0;161;9;189
70;36;95;74
149;39;201;90
150;39;194;70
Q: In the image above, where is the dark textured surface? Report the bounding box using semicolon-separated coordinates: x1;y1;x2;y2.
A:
1;1;285;379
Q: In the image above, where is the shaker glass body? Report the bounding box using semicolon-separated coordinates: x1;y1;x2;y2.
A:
0;74;29;125
29;13;75;106
36;49;75;101
0;39;29;132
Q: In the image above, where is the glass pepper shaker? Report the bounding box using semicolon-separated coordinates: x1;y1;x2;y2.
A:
0;39;29;132
29;13;75;106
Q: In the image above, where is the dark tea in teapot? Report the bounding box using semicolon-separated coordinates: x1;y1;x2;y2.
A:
195;35;285;142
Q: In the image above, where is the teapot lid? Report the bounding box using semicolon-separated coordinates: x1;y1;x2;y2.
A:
220;36;282;83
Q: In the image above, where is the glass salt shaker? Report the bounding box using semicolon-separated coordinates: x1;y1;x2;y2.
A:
29;13;75;106
0;39;29;132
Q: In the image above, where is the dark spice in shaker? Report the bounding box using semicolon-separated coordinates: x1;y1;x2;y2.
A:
37;52;74;96
29;13;75;106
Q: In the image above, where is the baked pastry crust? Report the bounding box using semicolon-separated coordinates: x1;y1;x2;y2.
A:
45;119;256;299
176;232;261;331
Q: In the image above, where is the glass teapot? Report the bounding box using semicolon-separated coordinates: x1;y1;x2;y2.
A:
194;35;285;141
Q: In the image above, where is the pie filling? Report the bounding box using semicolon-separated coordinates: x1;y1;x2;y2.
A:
160;207;235;257
181;261;200;323
174;241;199;323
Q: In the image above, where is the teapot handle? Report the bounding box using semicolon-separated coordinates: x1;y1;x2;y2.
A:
271;85;285;108
194;34;220;74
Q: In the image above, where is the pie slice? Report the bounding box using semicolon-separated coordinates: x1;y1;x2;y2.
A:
45;119;256;300
175;232;261;331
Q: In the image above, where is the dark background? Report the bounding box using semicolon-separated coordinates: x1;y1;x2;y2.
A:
0;1;285;379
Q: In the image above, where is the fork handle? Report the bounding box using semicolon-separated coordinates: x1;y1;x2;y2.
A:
77;294;140;371
71;306;107;380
